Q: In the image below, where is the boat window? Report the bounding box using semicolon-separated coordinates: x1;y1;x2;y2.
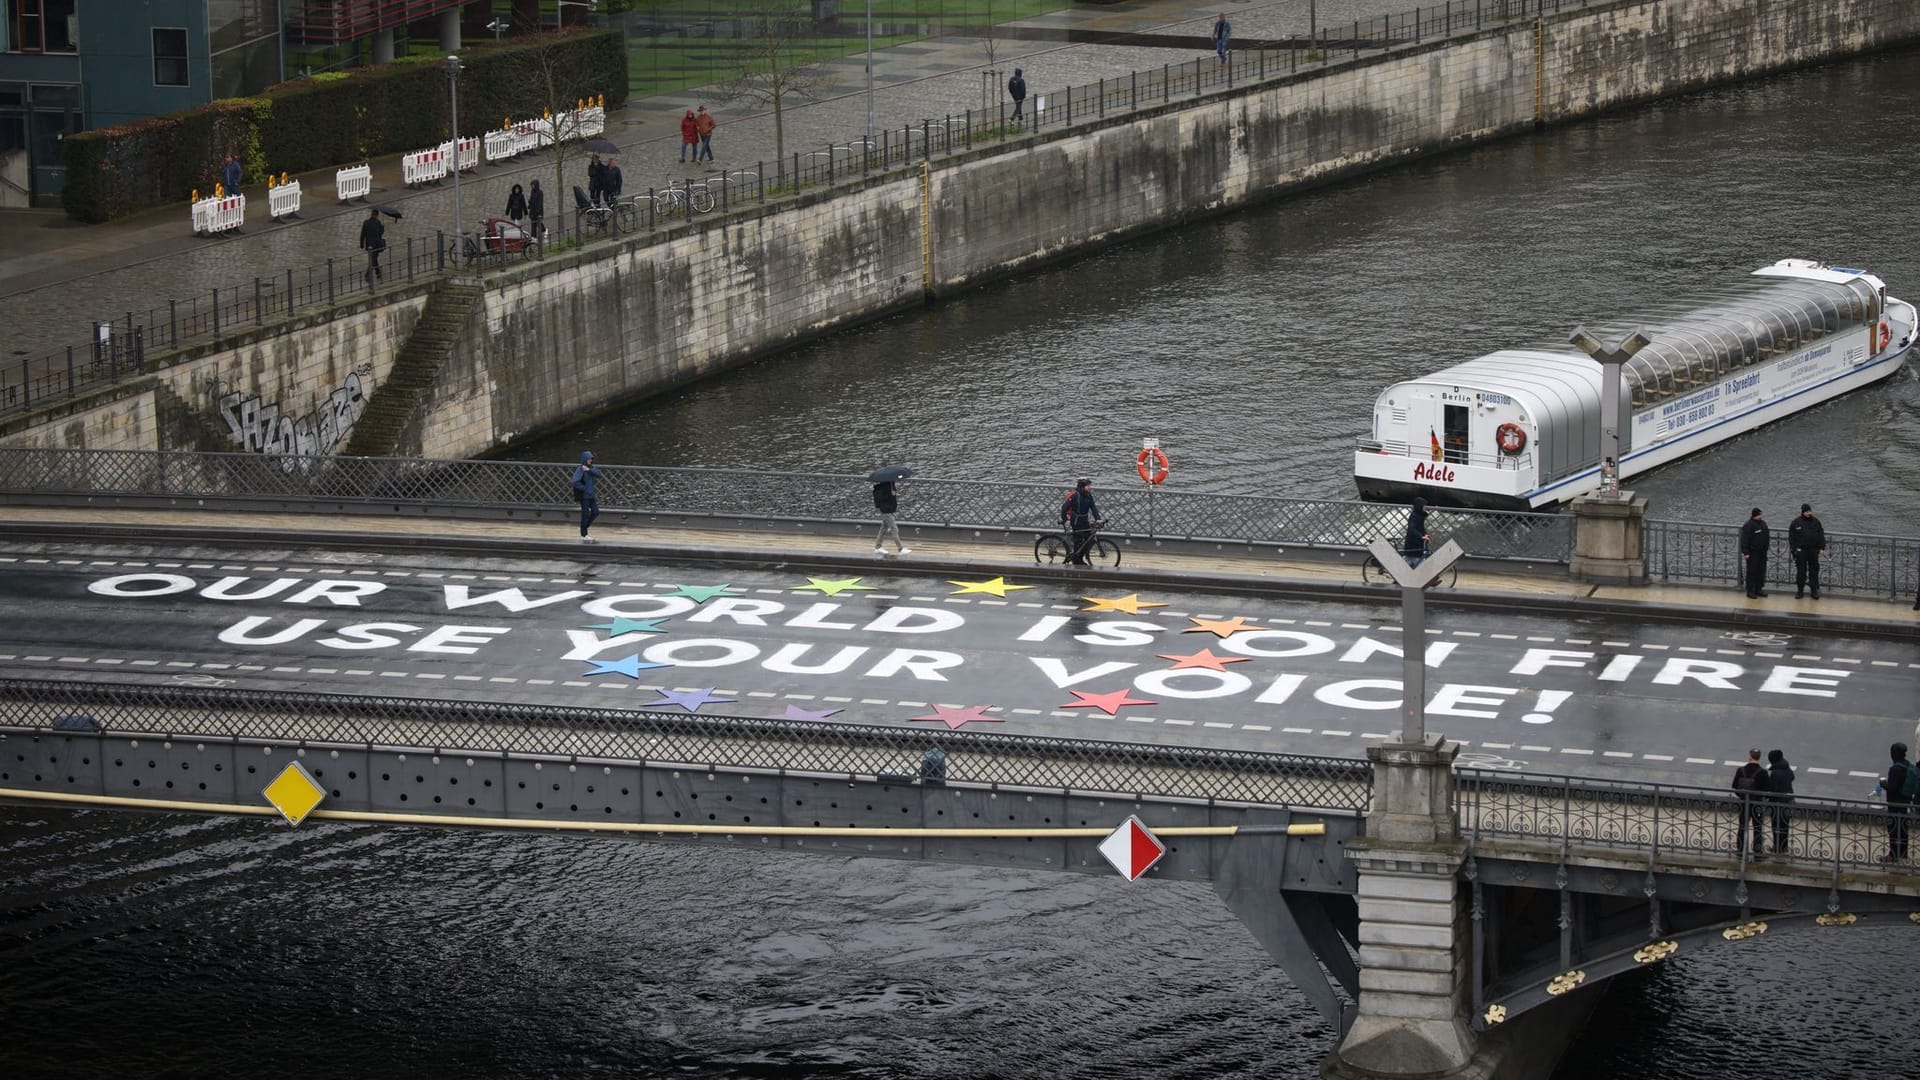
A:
1443;404;1469;465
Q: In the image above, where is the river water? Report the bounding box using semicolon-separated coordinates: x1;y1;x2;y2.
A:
9;49;1920;1080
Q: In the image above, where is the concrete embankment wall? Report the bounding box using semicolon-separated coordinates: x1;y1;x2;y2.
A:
7;0;1916;457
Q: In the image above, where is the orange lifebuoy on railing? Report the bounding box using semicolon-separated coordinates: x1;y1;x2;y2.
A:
1136;447;1170;485
1879;321;1892;352
1496;422;1527;456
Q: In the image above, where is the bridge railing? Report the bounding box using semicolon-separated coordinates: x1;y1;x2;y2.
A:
0;679;1374;814
1460;769;1911;877
0;447;1573;562
1644;517;1920;599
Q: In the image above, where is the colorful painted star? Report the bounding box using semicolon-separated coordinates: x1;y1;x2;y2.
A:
666;584;740;603
1155;647;1250;672
793;577;876;597
1081;594;1168;615
641;686;735;712
581;617;667;636
782;704;845;721
909;704;1003;729
1183;615;1257;638
1060;688;1157;716
946;576;1034;598
581;654;670;679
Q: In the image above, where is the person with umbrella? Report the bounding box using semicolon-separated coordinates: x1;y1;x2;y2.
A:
359;206;388;285
870;465;912;557
587;153;607;206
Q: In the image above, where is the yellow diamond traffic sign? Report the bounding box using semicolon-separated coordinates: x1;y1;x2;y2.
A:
262;761;326;826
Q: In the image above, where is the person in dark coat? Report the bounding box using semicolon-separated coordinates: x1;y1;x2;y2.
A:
1730;748;1769;858
1060;478;1102;565
1008;69;1027;119
221;152;242;196
1402;496;1429;562
587;154;606;206
1738;507;1769;598
872;481;909;557
1787;502;1824;599
1766;749;1796;854
528;180;545;241
571;450;602;543
1884;742;1913;862
358;207;385;285
1213;13;1232;64
605;158;623;204
505;183;527;225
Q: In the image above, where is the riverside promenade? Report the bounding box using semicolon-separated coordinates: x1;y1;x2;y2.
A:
0;0;1407;362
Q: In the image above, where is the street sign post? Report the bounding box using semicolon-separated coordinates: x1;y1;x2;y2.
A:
1098;815;1167;881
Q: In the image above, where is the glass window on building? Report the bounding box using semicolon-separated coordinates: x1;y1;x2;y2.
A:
0;83;25;157
208;0;281;98
207;0;279;53
153;27;189;87
7;0;78;53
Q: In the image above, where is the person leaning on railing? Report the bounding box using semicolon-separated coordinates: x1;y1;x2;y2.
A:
1882;742;1914;863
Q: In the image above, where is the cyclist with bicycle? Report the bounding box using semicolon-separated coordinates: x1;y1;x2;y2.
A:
1061;478;1104;565
1402;496;1429;563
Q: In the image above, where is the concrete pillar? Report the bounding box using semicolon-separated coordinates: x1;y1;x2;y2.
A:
1568;491;1648;584
440;9;462;52
372;29;396;65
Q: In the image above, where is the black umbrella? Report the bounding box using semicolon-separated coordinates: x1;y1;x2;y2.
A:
584;138;619;155
867;465;914;483
370;204;404;220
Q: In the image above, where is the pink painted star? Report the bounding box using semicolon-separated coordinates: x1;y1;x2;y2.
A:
1060;688;1157;716
909;704;1002;729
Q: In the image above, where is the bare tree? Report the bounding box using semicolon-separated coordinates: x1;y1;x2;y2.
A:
718;0;825;169
501;27;612;235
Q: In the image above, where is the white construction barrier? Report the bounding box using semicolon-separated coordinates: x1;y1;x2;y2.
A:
484;128;517;164
335;163;372;202
402;145;450;186
190;193;245;237
453;135;480;173
267;179;303;221
577;105;605;138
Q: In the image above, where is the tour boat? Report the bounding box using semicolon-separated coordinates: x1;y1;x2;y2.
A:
1353;259;1918;510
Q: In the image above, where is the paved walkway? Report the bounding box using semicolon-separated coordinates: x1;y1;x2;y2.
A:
0;0;1407;363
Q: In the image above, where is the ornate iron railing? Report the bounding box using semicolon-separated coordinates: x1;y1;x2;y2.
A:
1644;518;1920;599
0;447;1573;561
1460;770;1914;876
0;679;1374;813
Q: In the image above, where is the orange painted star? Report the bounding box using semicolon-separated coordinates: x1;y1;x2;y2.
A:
1155;647;1249;672
1182;615;1257;638
1059;688;1157;716
1080;593;1168;615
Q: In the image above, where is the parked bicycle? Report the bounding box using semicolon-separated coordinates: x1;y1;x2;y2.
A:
573;185;617;239
1360;539;1457;588
654;181;716;216
1036;521;1121;567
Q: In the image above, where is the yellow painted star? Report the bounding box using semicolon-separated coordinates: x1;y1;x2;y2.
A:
947;576;1034;598
794;577;876;597
1081;593;1168;615
1183;615;1257;638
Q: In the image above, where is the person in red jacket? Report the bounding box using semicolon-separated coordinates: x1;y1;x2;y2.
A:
680;109;699;163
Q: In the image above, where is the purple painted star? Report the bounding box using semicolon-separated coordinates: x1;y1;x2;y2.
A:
781;704;844;721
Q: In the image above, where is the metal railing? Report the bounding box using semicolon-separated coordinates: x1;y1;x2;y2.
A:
0;678;1374;813
1460;769;1916;878
1645;518;1920;599
0;448;1575;562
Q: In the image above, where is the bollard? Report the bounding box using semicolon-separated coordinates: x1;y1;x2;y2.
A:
1132;70;1138;111
1193;58;1200;96
66;345;74;394
212;288;220;334
965;108;972;150
405;238;414;284
328;258;336;305
826;142;834;183
648;187;656;228
758;161;766;202
134;326;144;371
1164;63;1170;103
1227;51;1233;88
169;299;178;348
792;151;800;187
436;230;445;272
286;268;295;314
1099;77;1105;118
254;277;262;325
921;120;930;162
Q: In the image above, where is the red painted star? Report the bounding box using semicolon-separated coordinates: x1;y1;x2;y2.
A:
910;704;1002;729
1060;688;1157;716
1155;647;1249;672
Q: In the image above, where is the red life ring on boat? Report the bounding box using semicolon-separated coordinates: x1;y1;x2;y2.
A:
1136;447;1170;485
1880;321;1892;352
1496;423;1527;456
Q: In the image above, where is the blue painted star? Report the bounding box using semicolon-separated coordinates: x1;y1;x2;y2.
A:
581;654;670;679
782;704;844;721
582;617;667;636
642;686;735;712
667;584;740;603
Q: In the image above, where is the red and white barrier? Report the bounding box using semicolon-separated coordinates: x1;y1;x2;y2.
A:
402;145;450;186
335;163;372;202
453;135;480;173
190;193;246;237
484;128;517;164
576;105;605;138
267;179;303;221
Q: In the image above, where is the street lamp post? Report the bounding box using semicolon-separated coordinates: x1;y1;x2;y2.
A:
865;0;875;147
1364;538;1465;744
445;54;462;268
1569;325;1651;499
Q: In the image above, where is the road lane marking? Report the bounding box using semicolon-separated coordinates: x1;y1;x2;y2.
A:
1321;729;1351;737
1849;770;1880;778
1561;748;1595;755
1643;754;1674;761
1283;727;1312;734
1685;757;1715;764
1807;767;1838;775
1602;751;1633;758
1243;725;1271;731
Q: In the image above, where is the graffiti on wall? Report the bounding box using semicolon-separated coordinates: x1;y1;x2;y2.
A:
217;366;373;457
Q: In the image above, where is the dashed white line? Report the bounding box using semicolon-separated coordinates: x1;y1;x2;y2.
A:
1643;754;1674;762
1283;727;1312;734
1321;729;1351;737
1243;725;1271;732
1685;757;1716;765
1602;751;1633;758
1561;748;1595;756
1164;719;1195;727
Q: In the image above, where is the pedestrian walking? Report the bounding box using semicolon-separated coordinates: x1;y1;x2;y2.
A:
505;183;526;225
1060;478;1102;566
1882;742;1914;862
1402;496;1430;563
571;450;602;543
1213;13;1232;65
528;180;545;242
1788;502;1824;599
605;158;623;204
680;109;699;163
587;154;606;206
1766;749;1796;855
872;480;910;556
221;152;242;197
358;206;386;285
1008;69;1027;120
1738;507;1769;598
1730;748;1769;858
696;106;716;161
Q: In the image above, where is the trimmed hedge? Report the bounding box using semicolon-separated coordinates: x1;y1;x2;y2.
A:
62;28;629;223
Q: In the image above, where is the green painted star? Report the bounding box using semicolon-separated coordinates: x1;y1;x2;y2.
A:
582;617;666;636
666;583;740;603
794;576;876;597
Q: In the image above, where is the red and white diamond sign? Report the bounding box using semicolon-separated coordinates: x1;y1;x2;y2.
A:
1098;816;1167;882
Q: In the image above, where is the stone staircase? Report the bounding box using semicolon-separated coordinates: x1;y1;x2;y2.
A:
343;281;484;458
